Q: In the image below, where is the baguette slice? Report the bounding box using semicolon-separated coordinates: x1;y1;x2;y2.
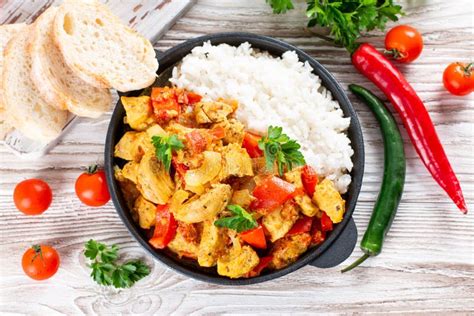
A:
30;6;112;118
53;0;158;92
2;26;68;142
0;23;27;139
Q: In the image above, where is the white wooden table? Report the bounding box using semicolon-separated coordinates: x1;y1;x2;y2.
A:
1;1;473;314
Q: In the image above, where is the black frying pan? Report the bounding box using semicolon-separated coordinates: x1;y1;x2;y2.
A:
104;33;364;285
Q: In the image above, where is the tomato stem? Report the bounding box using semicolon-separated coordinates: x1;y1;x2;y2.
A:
462;62;473;76
87;165;98;174
384;48;406;60
31;244;44;263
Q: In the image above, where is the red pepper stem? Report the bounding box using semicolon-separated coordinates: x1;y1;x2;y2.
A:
341;253;370;273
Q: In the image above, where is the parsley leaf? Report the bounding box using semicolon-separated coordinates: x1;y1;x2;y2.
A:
151;134;185;172
268;0;404;52
84;240;150;289
258;126;305;176
214;205;258;233
266;0;294;14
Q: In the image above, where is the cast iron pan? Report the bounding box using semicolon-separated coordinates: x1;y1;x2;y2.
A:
105;32;365;285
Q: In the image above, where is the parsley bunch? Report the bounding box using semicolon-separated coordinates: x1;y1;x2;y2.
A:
151;134;184;172
214;205;258;233
258;126;305;176
84;240;150;288
267;0;404;52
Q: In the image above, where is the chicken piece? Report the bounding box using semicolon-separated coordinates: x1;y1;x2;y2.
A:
212;118;245;145
217;241;259;278
184;151;222;187
121;96;154;131
170;184;232;223
114;166;140;211
195;101;234;124
114;131;142;161
198;220;227;267
167;222;199;259
284;168;319;217
178;222;200;244
121;161;139;183
136;153;175;204
262;201;299;242
269;233;311;269
133;195;156;229
313;178;345;223
231;189;255;209
219;143;254;180
146;124;168;138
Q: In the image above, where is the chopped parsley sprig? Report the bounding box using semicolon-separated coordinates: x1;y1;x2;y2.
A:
258;126;305;176
151;134;184;172
214;205;258;233
267;0;404;52
84;240;150;289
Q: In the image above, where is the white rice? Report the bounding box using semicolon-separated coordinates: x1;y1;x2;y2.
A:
170;42;353;193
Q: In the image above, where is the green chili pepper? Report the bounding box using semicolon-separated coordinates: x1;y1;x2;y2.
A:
342;84;406;273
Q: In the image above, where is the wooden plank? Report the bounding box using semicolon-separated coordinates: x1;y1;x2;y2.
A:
0;0;473;314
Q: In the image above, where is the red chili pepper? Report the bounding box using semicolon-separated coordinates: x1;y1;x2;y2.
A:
352;43;467;214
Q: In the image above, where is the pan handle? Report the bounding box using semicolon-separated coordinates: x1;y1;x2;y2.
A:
309;217;357;268
155;49;165;59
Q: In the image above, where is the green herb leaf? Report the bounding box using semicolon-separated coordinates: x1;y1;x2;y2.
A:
214;205;258;233
151;134;185;172
268;0;404;52
84;240;150;289
266;0;294;14
258;126;305;176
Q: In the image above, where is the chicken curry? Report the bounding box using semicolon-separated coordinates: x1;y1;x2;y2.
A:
113;86;346;279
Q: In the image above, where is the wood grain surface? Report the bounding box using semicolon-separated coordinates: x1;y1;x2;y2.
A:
1;0;473;315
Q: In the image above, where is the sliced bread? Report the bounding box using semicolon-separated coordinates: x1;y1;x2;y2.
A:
0;23;27;139
2;26;68;142
29;6;112;118
53;0;158;92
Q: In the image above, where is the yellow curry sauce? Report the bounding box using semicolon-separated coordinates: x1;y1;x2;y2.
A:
113;86;345;279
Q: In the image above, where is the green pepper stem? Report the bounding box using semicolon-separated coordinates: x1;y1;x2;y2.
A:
340;253;370;273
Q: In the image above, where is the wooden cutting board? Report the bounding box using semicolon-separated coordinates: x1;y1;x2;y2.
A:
1;0;195;159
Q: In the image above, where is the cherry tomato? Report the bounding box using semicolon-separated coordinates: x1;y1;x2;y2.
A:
75;165;110;207
385;25;423;63
14;179;52;215
240;225;267;249
287;215;313;235
22;245;60;280
149;204;178;249
250;176;296;213
301;165;318;197
443;62;474;96
242;132;263;158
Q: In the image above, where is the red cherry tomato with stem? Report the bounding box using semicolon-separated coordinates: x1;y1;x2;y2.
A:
22;245;60;280
14;179;52;215
75;165;110;207
384;25;423;63
443;62;474;96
